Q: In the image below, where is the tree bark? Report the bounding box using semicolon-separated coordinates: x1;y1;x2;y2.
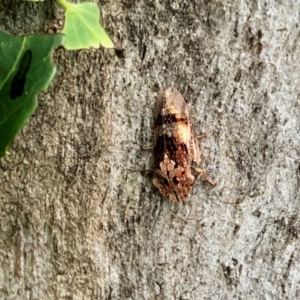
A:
1;1;300;299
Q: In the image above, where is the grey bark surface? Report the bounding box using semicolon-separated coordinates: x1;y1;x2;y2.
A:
1;0;300;299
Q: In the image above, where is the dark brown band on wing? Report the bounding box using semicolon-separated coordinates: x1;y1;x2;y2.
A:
153;135;188;166
155;114;188;127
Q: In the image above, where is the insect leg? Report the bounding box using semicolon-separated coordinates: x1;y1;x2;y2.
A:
193;167;217;187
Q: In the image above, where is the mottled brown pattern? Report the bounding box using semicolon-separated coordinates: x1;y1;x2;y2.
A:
153;87;216;202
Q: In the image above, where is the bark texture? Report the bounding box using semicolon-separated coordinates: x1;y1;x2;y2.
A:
1;0;300;299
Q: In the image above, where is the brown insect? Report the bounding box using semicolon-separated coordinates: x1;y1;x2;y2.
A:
153;87;216;202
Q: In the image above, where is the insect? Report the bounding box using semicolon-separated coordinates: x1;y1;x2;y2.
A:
153;87;216;202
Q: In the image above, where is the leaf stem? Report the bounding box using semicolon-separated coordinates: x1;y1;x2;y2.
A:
56;0;71;10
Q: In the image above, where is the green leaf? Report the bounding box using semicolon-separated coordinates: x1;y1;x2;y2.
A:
59;0;114;50
0;30;64;157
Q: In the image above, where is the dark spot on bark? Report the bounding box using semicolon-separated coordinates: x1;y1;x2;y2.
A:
234;15;239;38
233;224;240;235
257;29;263;39
115;48;125;59
234;69;241;82
140;44;147;61
232;258;238;266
